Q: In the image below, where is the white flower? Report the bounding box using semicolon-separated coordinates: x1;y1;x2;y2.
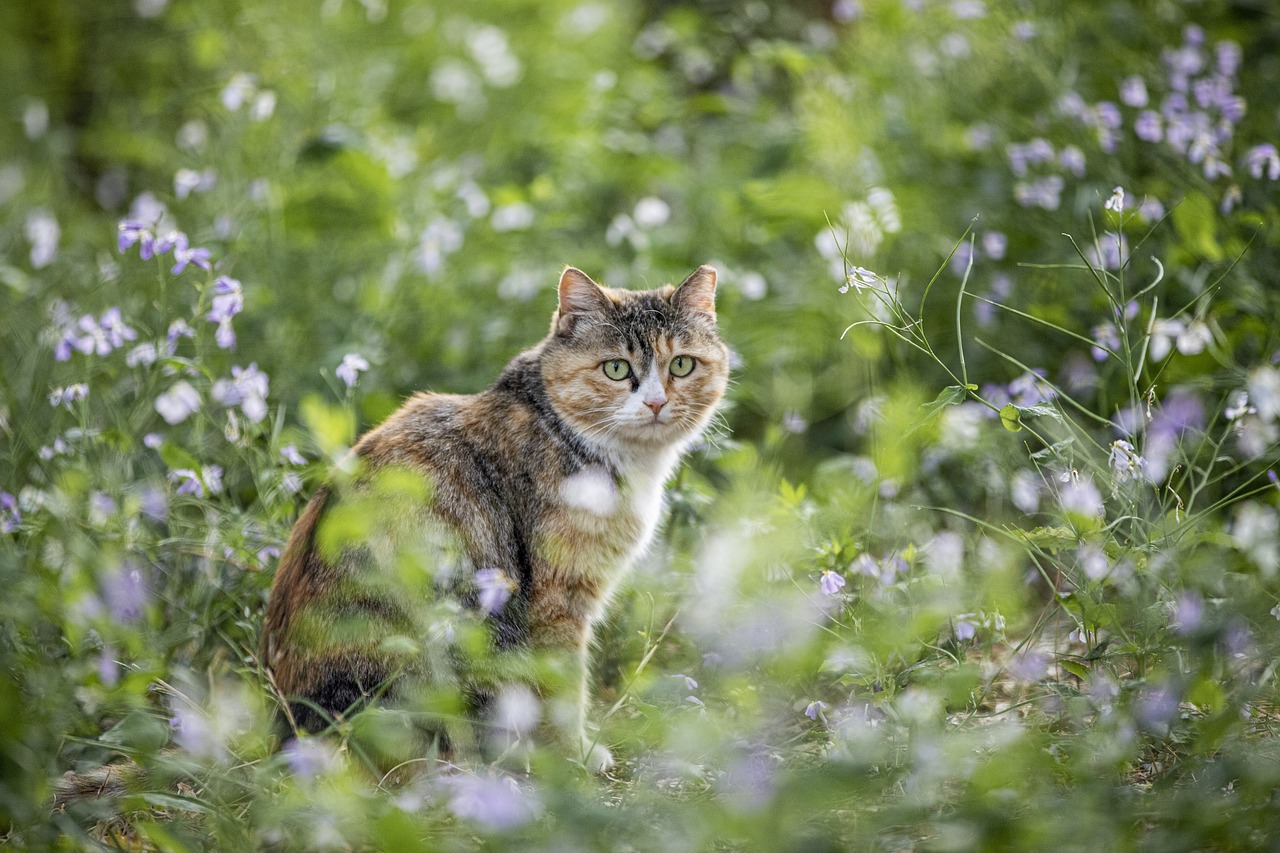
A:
155;381;201;425
1104;186;1125;213
1108;439;1148;483
336;353;370;389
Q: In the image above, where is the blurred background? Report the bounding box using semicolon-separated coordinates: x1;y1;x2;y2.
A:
3;0;1280;849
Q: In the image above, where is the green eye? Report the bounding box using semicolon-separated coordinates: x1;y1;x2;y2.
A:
602;359;632;381
670;355;696;377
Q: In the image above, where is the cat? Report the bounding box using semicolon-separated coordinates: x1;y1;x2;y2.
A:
259;264;729;773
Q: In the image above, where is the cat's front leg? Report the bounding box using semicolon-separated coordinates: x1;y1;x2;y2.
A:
527;611;614;773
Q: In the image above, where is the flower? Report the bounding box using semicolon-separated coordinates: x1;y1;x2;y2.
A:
0;492;19;534
103;562;148;623
1172;592;1204;635
1225;391;1256;421
475;568;515;614
155;381;201;425
169;232;212;274
840;266;879;293
283;737;337;780
954;618;977;641
803;700;828;721
671;673;699;691
280;445;307;466
438;771;541;831
208;275;242;312
1120;75;1149;108
1104;186;1125;213
1060;477;1103;517
48;383;89;409
25;209;59;269
336;352;370;388
1108;439;1148;483
819;569;846;596
211;363;270;423
126;342;158;367
170;465;223;498
1246;144;1280;181
118;219;155;257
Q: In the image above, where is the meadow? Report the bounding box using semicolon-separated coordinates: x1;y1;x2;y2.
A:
3;0;1280;849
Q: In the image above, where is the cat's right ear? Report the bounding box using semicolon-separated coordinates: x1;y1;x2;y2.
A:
554;267;611;336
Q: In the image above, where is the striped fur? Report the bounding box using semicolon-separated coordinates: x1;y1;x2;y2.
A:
261;266;728;771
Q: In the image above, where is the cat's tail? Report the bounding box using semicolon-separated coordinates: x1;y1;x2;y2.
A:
51;760;146;808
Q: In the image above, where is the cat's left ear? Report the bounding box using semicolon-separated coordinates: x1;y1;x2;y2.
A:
671;265;717;323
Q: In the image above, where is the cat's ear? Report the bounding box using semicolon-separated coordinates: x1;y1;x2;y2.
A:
555;267;611;336
671;265;717;322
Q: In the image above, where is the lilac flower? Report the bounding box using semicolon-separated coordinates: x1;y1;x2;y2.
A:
170;465;223;498
335;353;370;388
953;618;977;641
0;492;19;534
207;276;243;321
671;673;699;691
211;363;270;423
118;219;147;254
48;383;89;409
283;737;337;780
1246;144;1280;181
126;342;158;367
155;380;201;425
103;562;148;623
819;569;846;596
439;771;541;831
1134;110;1163;143
1137;685;1180;730
475;568;514;614
1091;322;1120;362
1008;649;1049;682
1225;391;1256;422
280;444;307;466
1060;478;1103;518
980;231;1007;260
25;209;59;269
1014;175;1063;210
781;410;808;434
1120;75;1149;108
804;700;828;721
169;233;212;274
1172;592;1204;635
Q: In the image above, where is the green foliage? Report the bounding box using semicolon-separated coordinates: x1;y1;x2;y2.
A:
3;0;1280;850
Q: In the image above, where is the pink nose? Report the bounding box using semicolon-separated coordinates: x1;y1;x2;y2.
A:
645;399;666;416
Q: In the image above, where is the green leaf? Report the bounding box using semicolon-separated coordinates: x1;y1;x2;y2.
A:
1018;526;1079;552
910;384;975;435
1060;659;1090;680
159;442;200;472
1173;192;1223;261
999;403;1021;432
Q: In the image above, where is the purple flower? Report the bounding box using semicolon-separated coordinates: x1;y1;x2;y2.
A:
1134;110;1163;143
671;673;699;691
283;737;336;780
438;771;540;831
118;219;154;256
169;233;212;274
0;492;19;534
954;619;977;641
1172;592;1204;635
1120;75;1148;108
981;231;1007;260
335;353;370;388
103;561;148;623
819;569;846;596
475;568;514;614
170;465;223;498
48;383;89;409
1246;144;1280;181
207;276;243;323
155;380;201;425
1108;439;1148;483
211;363;270;423
280;444;306;466
804;700;828;721
1137;685;1180;730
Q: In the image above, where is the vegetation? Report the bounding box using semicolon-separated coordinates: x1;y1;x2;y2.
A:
3;0;1280;849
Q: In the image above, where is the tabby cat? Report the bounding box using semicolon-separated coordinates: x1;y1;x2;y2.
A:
260;265;729;772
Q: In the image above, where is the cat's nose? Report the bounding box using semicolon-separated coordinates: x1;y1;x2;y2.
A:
644;397;666;416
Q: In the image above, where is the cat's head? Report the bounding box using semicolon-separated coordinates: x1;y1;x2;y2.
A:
540;265;729;456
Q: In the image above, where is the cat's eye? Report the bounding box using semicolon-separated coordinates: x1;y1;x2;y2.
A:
669;355;696;377
602;359;632;381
